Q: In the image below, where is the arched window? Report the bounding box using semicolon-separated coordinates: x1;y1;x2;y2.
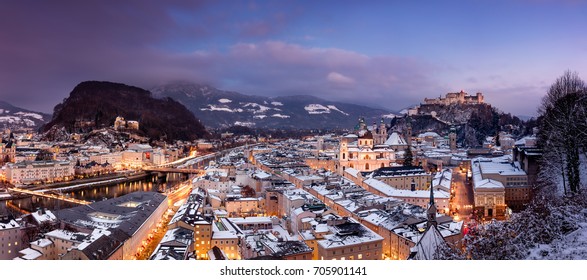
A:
365;163;370;170
364;155;371;160
342;153;346;159
381;163;385;168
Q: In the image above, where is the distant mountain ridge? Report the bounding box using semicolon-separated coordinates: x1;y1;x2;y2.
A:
0;101;51;131
150;82;397;129
42;81;208;142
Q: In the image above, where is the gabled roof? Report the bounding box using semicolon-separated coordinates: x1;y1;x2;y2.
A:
409;225;446;260
385;132;407;146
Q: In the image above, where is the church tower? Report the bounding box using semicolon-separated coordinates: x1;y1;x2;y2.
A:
379;119;387;144
358;117;367;131
426;182;438;229
406;123;412;147
374;118;387;145
338;135;352;173
449;126;457;151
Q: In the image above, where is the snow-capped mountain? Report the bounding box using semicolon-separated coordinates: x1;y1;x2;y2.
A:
0;101;51;131
151;82;396;129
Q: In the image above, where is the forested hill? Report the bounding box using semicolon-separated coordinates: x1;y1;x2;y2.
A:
42;81;208;142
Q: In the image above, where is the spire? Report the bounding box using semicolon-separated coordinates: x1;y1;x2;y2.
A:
429;178;435;205
427;178;437;229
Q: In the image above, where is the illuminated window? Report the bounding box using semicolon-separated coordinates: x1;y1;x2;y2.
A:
358;254;362;259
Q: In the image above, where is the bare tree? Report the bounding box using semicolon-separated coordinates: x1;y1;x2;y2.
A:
538;70;587;195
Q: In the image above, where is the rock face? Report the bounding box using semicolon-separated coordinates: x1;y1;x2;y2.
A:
0;101;51;131
150;82;396;129
391;103;526;147
42;81;208;141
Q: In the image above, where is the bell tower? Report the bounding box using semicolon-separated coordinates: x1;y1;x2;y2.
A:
449;126;457;151
406;123;412;147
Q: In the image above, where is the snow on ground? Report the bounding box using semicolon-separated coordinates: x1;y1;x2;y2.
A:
234;121;255;127
304;104;331;114
271;101;283;106
15;111;44;120
528;221;587;260
23;119;35;126
200;105;234;112
253;115;266;119
382;113;397;119
326;105;349;115
271;114;290;118
218;98;232;103
243;103;271;114
0;116;21;123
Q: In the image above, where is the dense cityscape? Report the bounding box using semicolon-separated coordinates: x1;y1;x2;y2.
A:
0;87;570;260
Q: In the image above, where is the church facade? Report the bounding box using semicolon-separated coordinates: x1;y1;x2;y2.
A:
337;118;396;173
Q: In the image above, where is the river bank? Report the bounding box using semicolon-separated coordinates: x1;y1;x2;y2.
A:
0;171;150;201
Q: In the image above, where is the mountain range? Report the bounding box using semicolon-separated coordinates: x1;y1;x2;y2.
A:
0;101;51;131
150;82;398;129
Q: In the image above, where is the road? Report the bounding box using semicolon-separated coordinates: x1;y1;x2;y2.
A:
134;181;193;260
450;166;474;223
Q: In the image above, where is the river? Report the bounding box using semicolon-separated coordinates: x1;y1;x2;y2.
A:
0;172;188;217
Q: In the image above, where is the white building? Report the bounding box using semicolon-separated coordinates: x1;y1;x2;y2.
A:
5;160;74;185
471;158;507;219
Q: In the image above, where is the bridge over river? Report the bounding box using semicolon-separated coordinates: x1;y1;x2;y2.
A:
8;187;91;205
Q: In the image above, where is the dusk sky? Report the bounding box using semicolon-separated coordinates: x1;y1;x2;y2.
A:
1;0;586;117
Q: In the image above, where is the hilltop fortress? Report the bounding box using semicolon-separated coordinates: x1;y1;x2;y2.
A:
424;90;484;106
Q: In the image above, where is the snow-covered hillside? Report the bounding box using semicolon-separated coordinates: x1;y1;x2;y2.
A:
0;101;50;131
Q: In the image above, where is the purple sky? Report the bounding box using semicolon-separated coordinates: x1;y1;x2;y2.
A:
1;0;587;116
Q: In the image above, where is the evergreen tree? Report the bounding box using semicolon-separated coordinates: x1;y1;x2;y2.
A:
403;148;413;167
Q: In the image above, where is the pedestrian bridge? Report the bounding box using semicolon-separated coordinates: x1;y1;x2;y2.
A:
8;187;91;205
142;167;203;174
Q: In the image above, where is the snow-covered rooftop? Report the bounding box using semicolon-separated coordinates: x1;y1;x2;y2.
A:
385;132;407;146
364;178;450;199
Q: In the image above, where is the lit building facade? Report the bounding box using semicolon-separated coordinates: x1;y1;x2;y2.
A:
5;160;74;185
